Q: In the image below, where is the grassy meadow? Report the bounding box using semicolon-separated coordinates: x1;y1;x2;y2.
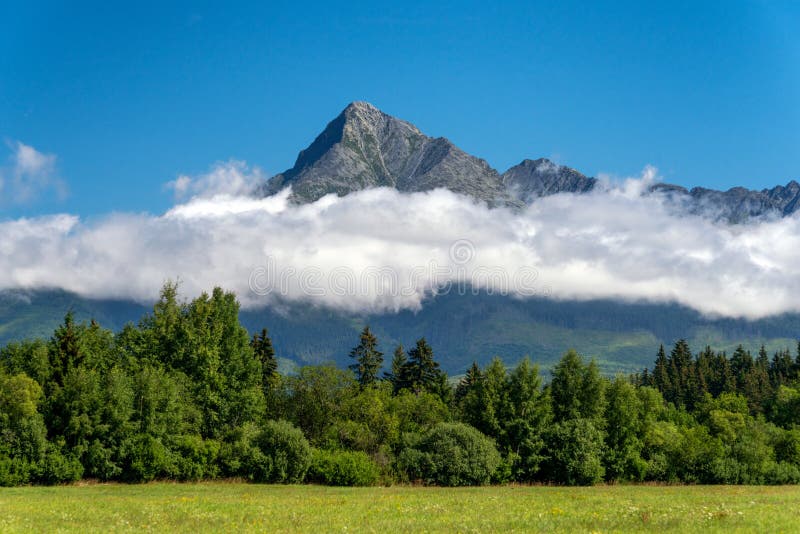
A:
1;483;799;533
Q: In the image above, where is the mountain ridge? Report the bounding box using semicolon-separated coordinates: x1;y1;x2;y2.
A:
261;101;800;221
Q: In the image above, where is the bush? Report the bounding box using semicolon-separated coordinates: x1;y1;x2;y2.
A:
34;446;84;485
252;420;311;483
218;423;264;479
322;420;376;453
173;435;220;481
124;434;175;482
544;418;605;486
764;461;800;485
0;456;34;486
307;449;381;486
85;440;122;481
397;422;500;486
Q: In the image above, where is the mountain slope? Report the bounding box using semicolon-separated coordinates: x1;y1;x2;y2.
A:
2;289;797;375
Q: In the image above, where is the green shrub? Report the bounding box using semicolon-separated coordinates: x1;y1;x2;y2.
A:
218;423;264;479
124;435;175;482
544;418;605;486
307;448;381;486
322;420;376;453
85;440;122;481
34;447;84;484
764;461;800;485
0;456;34;486
173;435;220;481
252;420;311;483
397;422;500;486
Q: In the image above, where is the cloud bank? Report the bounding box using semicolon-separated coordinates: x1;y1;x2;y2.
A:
2;161;800;319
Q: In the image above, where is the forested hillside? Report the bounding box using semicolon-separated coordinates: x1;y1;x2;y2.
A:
2;284;800;487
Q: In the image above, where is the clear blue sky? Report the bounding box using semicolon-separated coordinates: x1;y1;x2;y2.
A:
1;0;798;217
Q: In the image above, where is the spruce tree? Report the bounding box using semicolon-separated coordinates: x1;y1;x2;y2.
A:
744;346;772;414
404;337;442;395
730;345;753;392
462;358;506;437
251;328;278;390
666;339;693;407
550;350;605;422
384;344;408;393
694;346;714;397
456;361;482;402
348;326;383;387
795;340;800;377
49;311;82;388
718;351;737;394
770;349;794;387
652;345;671;396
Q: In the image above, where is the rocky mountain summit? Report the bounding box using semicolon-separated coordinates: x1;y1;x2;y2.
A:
502;158;596;202
262;101;514;206
262;101;800;221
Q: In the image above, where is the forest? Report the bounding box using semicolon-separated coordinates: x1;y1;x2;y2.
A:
2;283;800;487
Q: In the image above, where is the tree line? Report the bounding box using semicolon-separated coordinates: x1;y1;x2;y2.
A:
2;283;800;486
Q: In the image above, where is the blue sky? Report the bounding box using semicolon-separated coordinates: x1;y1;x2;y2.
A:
1;0;798;217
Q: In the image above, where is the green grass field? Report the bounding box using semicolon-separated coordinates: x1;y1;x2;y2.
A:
1;483;799;533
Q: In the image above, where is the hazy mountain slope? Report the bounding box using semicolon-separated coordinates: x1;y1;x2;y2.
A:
0;290;147;344
2;290;797;375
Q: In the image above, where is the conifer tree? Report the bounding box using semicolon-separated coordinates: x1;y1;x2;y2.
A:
743;346;772;414
667;339;693;407
404;337;442;395
652;345;671;396
49;311;82;388
730;345;753;391
693;346;714;397
462;358;506;437
456;361;482;402
637;367;650;387
348;326;383;387
718;352;737;394
795;340;800;376
550;350;605;422
770;349;794;387
251;328;278;389
384;344;408;393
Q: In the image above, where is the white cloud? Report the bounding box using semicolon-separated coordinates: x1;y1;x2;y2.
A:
1;162;800;320
165;160;265;199
0;141;65;204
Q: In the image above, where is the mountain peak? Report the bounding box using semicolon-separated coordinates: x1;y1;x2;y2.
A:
340;101;383;124
502;158;595;201
343;100;380;113
264;102;510;204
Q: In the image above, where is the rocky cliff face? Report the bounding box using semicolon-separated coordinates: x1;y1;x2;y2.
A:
262;101;800;222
